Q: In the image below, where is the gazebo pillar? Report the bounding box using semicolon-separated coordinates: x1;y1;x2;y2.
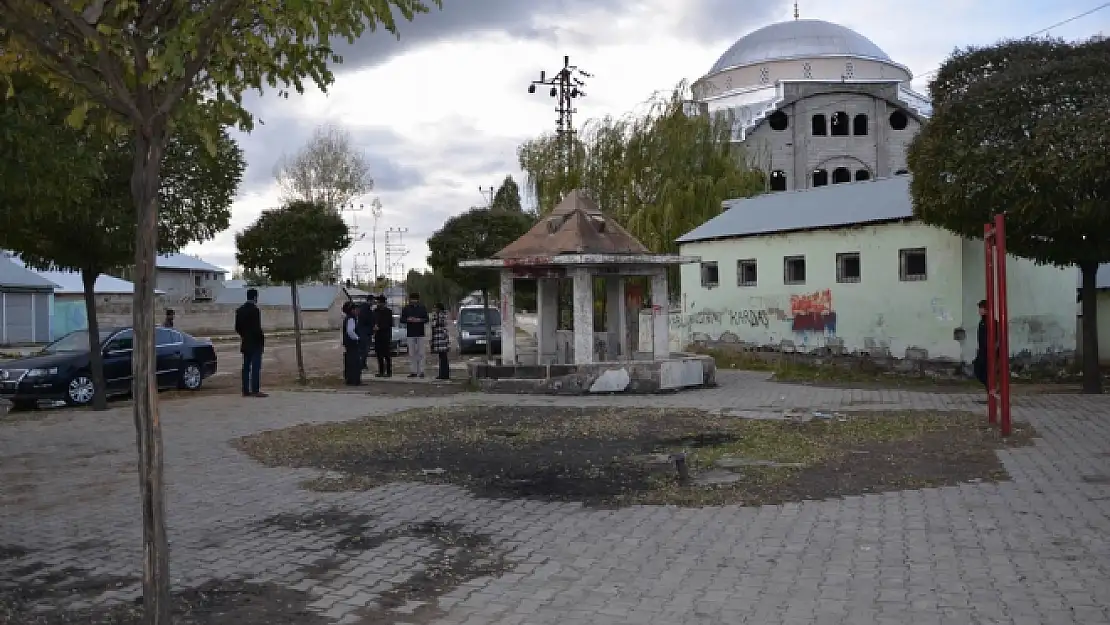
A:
651;270;669;359
606;277;627;360
572;268;594;364
536;278;559;364
499;271;516;364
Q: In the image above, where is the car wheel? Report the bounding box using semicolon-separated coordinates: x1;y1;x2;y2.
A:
65;374;96;407
179;362;203;391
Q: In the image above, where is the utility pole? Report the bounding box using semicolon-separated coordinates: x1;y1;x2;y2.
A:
478;186;495;208
384;227;409;291
527;55;591;173
338;202;364;285
369;198;383;282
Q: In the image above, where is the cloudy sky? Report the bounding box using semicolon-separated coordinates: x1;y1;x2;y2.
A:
184;0;1109;280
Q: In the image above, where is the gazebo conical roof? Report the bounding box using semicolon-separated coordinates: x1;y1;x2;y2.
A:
495;189;650;258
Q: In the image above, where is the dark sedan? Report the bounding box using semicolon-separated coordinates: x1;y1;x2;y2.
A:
0;327;217;410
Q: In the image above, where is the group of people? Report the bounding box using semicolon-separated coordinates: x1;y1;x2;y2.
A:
341;291;451;386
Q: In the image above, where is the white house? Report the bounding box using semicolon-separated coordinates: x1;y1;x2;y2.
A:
675;176;1076;365
124;253;228;303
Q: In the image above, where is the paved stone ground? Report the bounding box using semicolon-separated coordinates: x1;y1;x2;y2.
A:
3;371;1110;624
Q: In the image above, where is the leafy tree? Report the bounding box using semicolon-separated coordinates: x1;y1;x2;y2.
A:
427;208;535;360
274;124;374;283
907;37;1110;394
236;200;351;384
518;81;765;253
0;1;440;618
491;175;523;213
0;73;243;411
231;267;273;286
405;269;466;312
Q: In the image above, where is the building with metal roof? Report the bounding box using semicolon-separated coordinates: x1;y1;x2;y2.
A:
672;177;1078;369
0;255;55;345
692;17;930;193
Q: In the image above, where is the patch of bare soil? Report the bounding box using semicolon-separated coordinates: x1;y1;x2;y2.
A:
236;406;1035;508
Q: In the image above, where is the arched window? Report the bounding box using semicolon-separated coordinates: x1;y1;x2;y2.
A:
768;111;788;131
853;114;868;136
832;168;851;184
812;169;829;187
812;114;827;136
770;170;787;191
855;169;871;181
889;110;909;130
830;112;849;136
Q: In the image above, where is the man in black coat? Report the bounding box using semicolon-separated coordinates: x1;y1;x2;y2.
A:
356;296;374;370
401;292;429;378
372;295;393;377
973;299;990;388
234;288;267;397
342;302;362;385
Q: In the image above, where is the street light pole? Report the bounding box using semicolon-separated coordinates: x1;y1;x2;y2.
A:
369;198;382;283
527;55;592;173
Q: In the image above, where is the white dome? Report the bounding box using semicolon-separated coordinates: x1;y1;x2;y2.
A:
709;19;892;74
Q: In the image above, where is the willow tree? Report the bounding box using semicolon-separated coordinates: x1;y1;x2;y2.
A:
0;1;440;621
907;36;1110;394
518;82;765;253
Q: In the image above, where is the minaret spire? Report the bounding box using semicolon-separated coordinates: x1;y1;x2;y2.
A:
794;1;799;19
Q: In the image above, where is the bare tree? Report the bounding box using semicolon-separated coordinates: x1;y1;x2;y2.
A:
274;124;374;282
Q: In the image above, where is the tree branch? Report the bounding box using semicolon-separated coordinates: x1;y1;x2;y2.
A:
154;0;247;119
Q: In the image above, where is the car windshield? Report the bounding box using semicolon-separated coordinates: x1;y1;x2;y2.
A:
41;330;113;354
458;308;501;326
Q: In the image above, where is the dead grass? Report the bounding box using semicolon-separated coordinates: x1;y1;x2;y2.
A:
236;406;1035;508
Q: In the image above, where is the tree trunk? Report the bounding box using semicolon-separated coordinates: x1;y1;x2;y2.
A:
291;282;306;384
130;124;171;625
1080;261;1103;394
81;269;108;411
482;287;493;363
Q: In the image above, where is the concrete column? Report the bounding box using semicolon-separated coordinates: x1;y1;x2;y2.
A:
537;278;559;364
605;277;626;360
499;270;516;365
572;268;594;364
651;271;669;360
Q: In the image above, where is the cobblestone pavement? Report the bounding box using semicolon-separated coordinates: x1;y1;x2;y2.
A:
3;371;1110;624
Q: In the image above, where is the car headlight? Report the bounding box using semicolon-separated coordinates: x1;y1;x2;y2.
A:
26;367;58;377
461;331;471;338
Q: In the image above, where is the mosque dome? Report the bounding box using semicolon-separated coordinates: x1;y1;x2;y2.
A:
708;19;892;75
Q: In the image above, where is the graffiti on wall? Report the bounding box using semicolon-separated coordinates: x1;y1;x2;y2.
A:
671;307;770;329
790;289;836;334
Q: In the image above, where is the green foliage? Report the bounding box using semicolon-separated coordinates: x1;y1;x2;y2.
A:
518;81;765;253
426;208;535;294
404;269;466;309
231;267;274;287
907;36;1110;267
0;72;244;274
235;200;352;285
491;175;523;213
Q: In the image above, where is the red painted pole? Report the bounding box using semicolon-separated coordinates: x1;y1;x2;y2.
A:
984;223;998;425
994;214;1012;437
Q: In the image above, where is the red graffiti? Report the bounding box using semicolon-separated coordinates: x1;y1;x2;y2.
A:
790;290;832;316
792;312;837;333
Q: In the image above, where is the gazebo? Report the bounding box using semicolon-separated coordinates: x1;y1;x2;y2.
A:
459;190;715;394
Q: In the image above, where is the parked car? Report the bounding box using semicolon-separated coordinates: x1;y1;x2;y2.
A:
0;327;218;410
456;305;502;354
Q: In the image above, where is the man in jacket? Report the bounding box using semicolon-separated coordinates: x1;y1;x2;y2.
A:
342;302;362;386
234;288;267;397
372;295;393;377
356;296;374;370
401;292;429;378
973;299;990;388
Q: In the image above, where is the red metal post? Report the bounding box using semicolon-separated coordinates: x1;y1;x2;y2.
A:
984;223;998;425
994;214;1012;437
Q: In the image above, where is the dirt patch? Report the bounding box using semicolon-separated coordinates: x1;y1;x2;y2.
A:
0;578;331;625
258;509;509;622
236;406;1035;508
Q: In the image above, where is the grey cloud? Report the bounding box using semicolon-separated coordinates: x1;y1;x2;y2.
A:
330;0;629;72
676;0;790;52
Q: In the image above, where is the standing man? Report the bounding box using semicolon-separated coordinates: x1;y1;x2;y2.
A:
356;295;374;371
342;302;362;386
372;295;393;377
973;299;990;388
234;288;267;398
401;292;429;378
163;309;175;328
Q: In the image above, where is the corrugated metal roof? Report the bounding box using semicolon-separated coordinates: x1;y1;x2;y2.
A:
157;253;227;273
677;175;913;244
1;252;149;294
0;256;57;290
214;285;343;311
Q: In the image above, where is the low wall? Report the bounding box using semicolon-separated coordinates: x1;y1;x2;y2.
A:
467;354;716;395
56;297;340;337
